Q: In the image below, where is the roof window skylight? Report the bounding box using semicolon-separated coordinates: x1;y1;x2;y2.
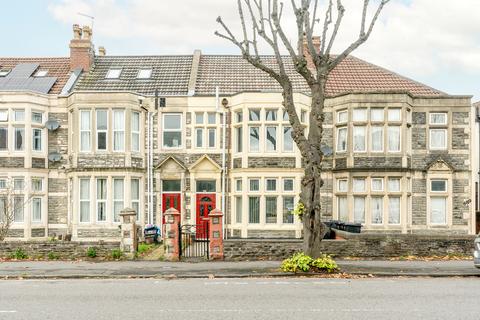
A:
34;70;48;77
137;68;152;79
0;69;10;77
106;69;122;79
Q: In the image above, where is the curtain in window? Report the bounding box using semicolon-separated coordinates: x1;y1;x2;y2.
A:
353;179;365;192
353;197;365;223
32;198;42;222
336;127;347;151
113;111;125;151
430;197;446;224
235;196;242;224
131;112;140;152
80;111;91;151
248;196;260;223
353;126;366;151
113;179;124;222
371;126;383;151
13;196;24;222
430;130;446;149
430;113;445;124
131;179;140;220
388;126;400;151
265;197;277;223
80;179;90;223
388;179;401;192
337;196;348;221
371;197;383;224
372;179;383;191
388;197;400;224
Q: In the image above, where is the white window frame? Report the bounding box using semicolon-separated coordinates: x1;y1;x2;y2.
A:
283;126;294;152
131;178;141;221
249;178;260;192
208;128;216;148
96;178;107;222
337;110;348;124
32;111;43;124
162;113;183;149
137;68;152;79
370;108;384;122
387;108;402;122
265;126;277;151
371;126;384;152
388;178;401;192
14;127;24;151
283;178;294;192
31;197;42;223
430;179;447;193
371;178;384;192
113;178;124;223
352;108;367;122
79;178;91;223
80;110;91;152
113;110;125;152
429;129;447;150
249;126;260;152
337;179;348;192
195;128;204;148
387;126;401;152
96;109;108;151
336;127;347;152
353;178;366;192
32;128;42;151
131;111;140;152
353;126;366;152
429;112;448;125
265;178;277;192
106;69;122;79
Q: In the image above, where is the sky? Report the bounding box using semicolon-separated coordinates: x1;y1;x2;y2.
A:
1;0;479;101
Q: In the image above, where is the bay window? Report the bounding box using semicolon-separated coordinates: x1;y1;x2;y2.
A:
32;197;42;222
387;126;401;152
235;196;242;223
265;126;277;151
371;197;383;224
353;197;365;223
32;112;43;124
14;127;24;151
353;108;367;122
79;178;90;222
96;178;107;222
387;108;401;121
249;126;260;152
249;109;260;121
163;114;182;148
14;110;24;121
32;129;42;151
336;127;347;152
235;127;242;152
337;110;348;123
353;178;366;192
265;196;277;223
283;196;294;223
208;112;216;124
248;196;260;223
388;197;400;224
371;108;384;122
131;112;140;152
371;126;383;152
337;196;348;221
113;110;125;151
96;110;107;151
131;178;140;220
13;196;24;222
283;127;293;152
80;110;91;152
353;126;366;152
113;178;124;222
371;178;384;192
265;109;277;121
0;127;6;150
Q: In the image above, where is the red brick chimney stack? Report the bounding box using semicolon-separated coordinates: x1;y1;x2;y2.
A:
69;24;94;71
303;35;321;69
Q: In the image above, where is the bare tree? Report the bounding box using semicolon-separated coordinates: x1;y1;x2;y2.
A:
0;180;33;242
216;0;390;257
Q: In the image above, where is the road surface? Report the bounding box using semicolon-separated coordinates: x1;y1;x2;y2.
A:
0;278;478;319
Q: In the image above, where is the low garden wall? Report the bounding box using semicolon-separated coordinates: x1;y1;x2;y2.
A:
0;241;120;259
224;231;476;260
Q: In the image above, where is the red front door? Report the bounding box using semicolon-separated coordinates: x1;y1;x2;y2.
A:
162;193;181;224
196;194;216;237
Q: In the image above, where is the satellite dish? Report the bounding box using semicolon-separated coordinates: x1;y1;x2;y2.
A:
48;152;62;162
320;145;333;157
45;119;60;131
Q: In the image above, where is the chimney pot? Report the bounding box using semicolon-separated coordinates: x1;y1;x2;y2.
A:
98;46;106;56
73;24;82;40
69;24;94;71
82;25;92;40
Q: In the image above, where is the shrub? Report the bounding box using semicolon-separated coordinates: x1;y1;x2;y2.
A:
47;252;60;260
111;249;123;260
86;247;97;258
10;248;28;260
138;243;153;254
281;252;338;273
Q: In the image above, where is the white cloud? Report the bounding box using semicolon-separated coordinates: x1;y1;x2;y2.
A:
48;0;480;97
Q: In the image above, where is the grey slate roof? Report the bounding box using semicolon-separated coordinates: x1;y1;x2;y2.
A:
75;56;193;96
74;54;445;97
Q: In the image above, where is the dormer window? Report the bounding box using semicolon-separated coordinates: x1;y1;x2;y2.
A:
105;69;122;79
34;70;48;77
137;69;152;79
0;69;10;77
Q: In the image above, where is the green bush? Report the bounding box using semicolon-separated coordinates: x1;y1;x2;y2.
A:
138;243;153;254
86;247;97;258
10;248;28;260
281;252;338;273
110;249;123;260
47;252;60;260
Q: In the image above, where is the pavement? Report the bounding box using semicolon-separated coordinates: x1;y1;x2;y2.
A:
0;259;479;279
1;278;479;320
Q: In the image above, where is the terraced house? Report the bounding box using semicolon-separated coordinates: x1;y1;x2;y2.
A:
0;25;476;241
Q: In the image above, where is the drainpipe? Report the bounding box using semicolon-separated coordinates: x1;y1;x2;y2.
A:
147;110;151;225
216;87;227;239
477;106;480;231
